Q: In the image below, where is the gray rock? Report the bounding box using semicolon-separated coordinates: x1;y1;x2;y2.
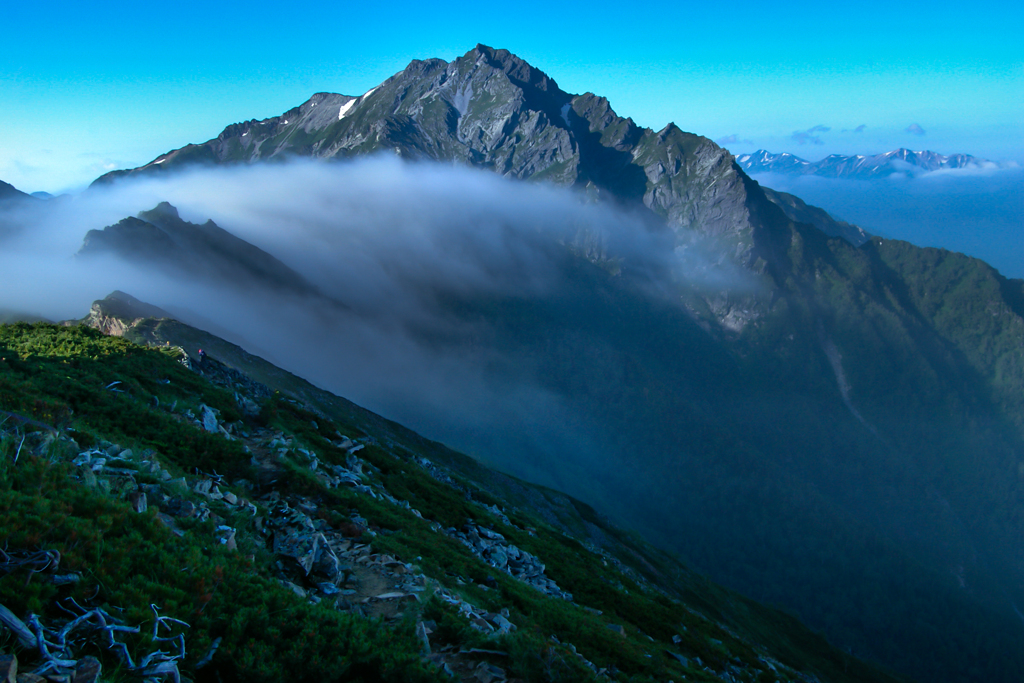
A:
128;491;147;513
281;581;306;598
200;404;219;433
489;613;515;634
71;656;101;683
416;620;431;654
0;654;16;683
488;547;508;570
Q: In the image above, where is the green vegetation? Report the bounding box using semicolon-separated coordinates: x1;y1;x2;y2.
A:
0;322;906;683
0;324;439;682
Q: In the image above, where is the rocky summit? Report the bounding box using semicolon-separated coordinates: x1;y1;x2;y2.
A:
94;45;790;279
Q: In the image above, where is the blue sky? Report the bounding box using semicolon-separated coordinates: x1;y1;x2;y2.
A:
2;0;1021;192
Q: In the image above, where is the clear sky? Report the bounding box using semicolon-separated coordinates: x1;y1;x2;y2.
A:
2;0;1021;193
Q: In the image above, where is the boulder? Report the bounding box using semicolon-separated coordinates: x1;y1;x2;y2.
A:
313;541;341;578
128;491;147;513
665;651;689;666
488;547;508;570
199;404;219;433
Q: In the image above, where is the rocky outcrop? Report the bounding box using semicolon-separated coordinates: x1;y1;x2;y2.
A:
78;203;321;298
78;290;173;337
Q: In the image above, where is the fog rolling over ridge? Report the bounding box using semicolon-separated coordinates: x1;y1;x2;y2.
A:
0;158;747;498
6;154;1024;683
5;155;1024;682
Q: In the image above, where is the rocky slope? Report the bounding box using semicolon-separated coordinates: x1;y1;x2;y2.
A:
0;314;907;683
758;187;869;246
0;180;34;203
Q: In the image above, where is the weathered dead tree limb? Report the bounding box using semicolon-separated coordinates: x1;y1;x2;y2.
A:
1;600;186;681
0;603;36;649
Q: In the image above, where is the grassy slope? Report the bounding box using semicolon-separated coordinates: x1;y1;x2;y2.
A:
0;322;905;683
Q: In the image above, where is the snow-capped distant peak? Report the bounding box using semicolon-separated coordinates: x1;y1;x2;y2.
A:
736;147;991;179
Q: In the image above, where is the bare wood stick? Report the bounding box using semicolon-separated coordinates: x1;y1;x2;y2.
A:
134;660;181;683
27;614;76;669
195;636;222;670
0;603;36;649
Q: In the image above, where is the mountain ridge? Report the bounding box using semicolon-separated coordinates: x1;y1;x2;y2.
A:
736;148;992;179
91;44;803;289
0;304;909;683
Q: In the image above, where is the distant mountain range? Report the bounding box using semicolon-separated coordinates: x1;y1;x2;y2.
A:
736;148;991;179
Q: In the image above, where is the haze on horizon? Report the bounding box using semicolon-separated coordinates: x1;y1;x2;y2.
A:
2;0;1021;193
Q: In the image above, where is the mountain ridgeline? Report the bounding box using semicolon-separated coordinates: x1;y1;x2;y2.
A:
30;44;1024;682
735;148;990;179
78;202;321;298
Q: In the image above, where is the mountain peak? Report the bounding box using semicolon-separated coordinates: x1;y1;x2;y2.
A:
86;45;791;271
0;179;36;203
460;44;562;94
139;201;181;224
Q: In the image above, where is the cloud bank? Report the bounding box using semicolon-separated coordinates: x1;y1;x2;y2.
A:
0;157;748;500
